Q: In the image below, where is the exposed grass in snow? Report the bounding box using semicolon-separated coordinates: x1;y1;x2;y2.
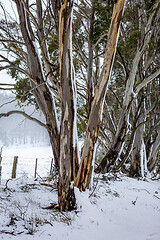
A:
0;173;160;240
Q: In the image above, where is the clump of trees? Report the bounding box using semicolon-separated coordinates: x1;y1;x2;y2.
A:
0;0;160;211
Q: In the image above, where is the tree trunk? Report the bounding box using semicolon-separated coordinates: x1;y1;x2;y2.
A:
58;0;76;211
76;0;126;191
95;105;128;173
129;103;144;177
147;129;160;171
87;1;94;115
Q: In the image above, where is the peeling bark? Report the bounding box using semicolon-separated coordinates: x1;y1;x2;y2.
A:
58;0;76;211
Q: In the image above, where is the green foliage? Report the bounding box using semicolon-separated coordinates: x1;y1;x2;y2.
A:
77;101;88;137
14;78;38;108
144;0;157;11
118;30;140;64
7;59;21;80
47;33;60;79
93;0;114;49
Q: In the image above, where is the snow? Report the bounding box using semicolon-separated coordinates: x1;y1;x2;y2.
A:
0;146;160;240
1;146;53;179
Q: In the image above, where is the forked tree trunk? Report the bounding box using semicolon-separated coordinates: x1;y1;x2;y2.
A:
58;0;77;211
76;0;126;191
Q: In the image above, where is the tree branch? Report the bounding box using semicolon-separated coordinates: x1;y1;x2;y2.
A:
0;99;16;108
0;110;47;129
93;31;108;50
0;39;25;45
135;68;160;94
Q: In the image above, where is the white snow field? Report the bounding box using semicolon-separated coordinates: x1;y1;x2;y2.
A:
0;146;160;240
0;145;53;179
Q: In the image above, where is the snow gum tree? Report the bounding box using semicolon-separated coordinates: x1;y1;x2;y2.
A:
0;0;126;210
1;0;160;210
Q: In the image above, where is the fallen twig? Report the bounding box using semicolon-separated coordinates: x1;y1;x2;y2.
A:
153;194;160;200
131;188;150;194
89;180;99;198
0;230;16;236
42;202;59;210
151;177;160;181
132;196;138;205
40;182;57;189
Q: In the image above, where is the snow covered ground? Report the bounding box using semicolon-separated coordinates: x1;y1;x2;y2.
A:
1;145;53;179
0;146;160;240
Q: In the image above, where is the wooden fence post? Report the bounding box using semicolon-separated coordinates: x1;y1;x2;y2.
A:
34;158;38;178
12;156;18;178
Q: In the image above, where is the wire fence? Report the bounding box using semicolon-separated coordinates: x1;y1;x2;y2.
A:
0;155;54;182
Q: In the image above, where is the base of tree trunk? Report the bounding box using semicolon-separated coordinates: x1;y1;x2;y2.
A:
129;163;141;178
58;185;77;212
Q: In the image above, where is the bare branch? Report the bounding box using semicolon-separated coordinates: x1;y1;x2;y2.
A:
135;68;160;94
0;98;16;108
93;31;108;50
20;0;39;29
0;83;15;86
0;39;25;45
0;87;15;90
0;110;47;129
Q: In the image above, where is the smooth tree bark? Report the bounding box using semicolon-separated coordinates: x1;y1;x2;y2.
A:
87;0;94;115
130;102;144;177
0;1;126;199
76;0;126;191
